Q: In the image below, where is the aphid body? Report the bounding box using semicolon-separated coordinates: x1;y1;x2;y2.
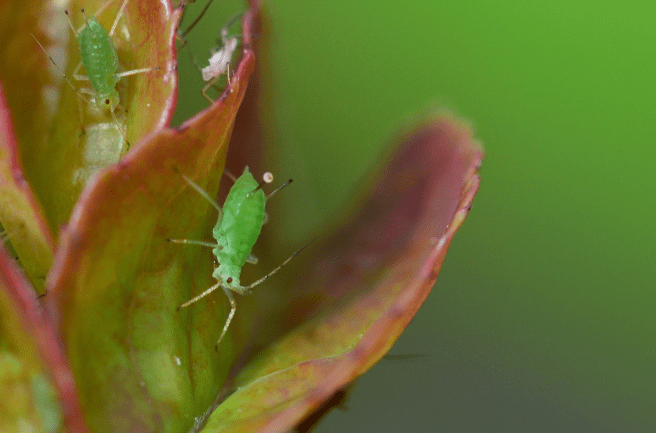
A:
201;29;238;83
212;166;265;291
77;15;121;111
171;167;307;349
30;0;159;150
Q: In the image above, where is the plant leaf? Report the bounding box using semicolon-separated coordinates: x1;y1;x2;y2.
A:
0;0;63;293
0;245;87;432
46;24;257;432
199;113;484;432
0;82;54;293
17;0;179;239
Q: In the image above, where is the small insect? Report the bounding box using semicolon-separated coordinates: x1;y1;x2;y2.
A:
168;167;312;349
32;0;159;152
199;25;239;103
175;2;243;102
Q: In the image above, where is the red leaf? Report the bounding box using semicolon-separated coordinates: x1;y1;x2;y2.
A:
199;113;484;432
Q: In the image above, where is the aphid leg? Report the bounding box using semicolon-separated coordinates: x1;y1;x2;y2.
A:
167;239;219;248
225;62;231;86
71;61;90;82
219;12;245;41
109;108;129;154
75;95;86;137
266;178;294;199
181;173;224;227
246;254;258;265
242;238;317;291
215;287;237;350
201;76;220;103
89;0;117;22
177;280;221;310
179;0;218;45
99;0;161;79
114;66;162;80
181;174;223;212
184;42;223;99
108;0;129;37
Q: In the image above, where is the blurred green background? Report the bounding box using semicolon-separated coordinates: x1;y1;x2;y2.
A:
174;0;655;431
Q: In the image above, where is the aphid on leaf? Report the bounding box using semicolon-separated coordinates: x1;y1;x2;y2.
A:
168;167;313;349
176;4;243;102
32;0;159;153
199;25;239;103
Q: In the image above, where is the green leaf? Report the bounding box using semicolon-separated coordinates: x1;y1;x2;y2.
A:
46;42;256;432
0;245;87;432
0;84;54;293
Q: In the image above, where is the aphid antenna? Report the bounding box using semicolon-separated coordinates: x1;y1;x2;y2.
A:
80;8;90;26
247;172;275;196
66;0;126;34
265;178;294;200
242;236;317;291
181;173;224;221
223;169;238;183
222;11;245;32
64;10;80;35
30;34;92;105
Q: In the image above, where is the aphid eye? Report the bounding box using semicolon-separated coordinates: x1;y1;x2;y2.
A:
104;99;110;105
226;277;233;283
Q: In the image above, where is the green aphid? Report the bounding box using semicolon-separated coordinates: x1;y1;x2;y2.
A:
169;167;311;349
33;0;159;152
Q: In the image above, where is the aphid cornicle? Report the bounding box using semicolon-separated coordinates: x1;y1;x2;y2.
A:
169;167;310;349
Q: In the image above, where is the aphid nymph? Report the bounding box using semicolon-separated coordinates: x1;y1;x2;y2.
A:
169;167;311;349
198;13;243;103
32;0;159;152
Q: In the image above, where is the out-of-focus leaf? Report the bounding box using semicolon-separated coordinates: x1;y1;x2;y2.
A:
0;245;87;433
46;15;257;430
0;0;59;292
0;82;54;293
17;0;179;238
0;0;53;163
198;113;484;432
